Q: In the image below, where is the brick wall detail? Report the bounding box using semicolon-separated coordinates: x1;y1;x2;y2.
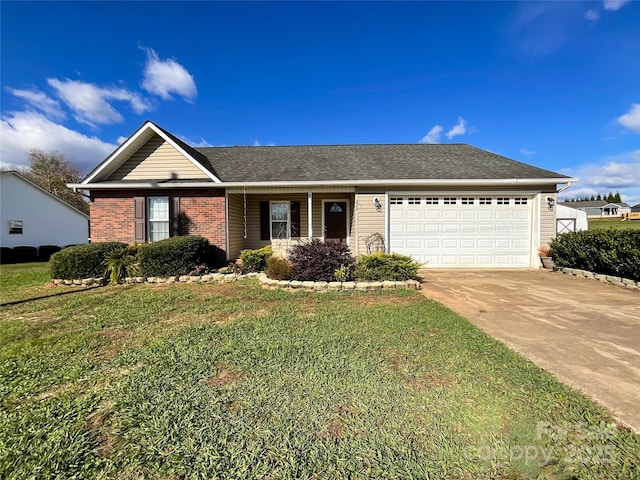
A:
90;189;226;254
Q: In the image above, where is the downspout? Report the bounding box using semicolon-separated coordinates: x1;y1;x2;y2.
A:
557;181;574;195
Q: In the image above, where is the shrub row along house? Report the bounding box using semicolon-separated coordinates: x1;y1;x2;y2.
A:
69;121;575;268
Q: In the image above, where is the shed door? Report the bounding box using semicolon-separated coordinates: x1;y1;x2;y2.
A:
389;195;532;268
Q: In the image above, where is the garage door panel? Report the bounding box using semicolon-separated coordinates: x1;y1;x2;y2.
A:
389;195;532;268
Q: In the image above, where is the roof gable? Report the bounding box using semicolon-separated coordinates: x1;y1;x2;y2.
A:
0;171;89;219
82;121;220;184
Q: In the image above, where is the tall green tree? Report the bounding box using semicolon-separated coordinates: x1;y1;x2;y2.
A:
23;149;88;214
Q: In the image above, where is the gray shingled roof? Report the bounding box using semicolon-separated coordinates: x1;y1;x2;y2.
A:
560;200;630;208
194;144;568;182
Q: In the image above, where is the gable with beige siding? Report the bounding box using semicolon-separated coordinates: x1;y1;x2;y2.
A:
110;134;209;181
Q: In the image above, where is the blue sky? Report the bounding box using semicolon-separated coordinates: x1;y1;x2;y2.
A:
1;1;639;203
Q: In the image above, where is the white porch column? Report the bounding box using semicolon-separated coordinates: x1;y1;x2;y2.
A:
308;192;313;239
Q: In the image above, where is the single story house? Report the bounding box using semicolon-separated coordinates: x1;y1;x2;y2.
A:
1;170;89;249
555;204;588;233
630;203;640;221
560;200;631;218
69;121;575;269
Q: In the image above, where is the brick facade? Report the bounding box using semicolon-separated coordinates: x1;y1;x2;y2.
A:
90;189;227;258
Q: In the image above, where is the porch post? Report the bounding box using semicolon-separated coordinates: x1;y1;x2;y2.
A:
308;192;313;239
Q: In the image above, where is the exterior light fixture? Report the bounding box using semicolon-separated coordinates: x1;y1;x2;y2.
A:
546;196;555;210
373;197;382;212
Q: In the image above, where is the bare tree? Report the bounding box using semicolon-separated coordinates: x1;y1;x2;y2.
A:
23;149;89;214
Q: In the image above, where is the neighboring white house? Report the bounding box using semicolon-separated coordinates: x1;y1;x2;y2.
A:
556;204;588;233
0;171;89;248
560;200;631;218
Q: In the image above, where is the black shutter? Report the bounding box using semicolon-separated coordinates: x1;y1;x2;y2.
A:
260;201;270;240
134;197;146;242
290;201;300;237
171;197;181;236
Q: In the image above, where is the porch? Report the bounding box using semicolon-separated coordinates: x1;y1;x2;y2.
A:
225;188;385;260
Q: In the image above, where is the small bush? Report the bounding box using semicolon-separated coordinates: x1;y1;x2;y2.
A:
357;252;422;281
38;245;61;262
0;247;14;264
550;229;640;281
265;256;292;280
240;245;273;272
50;242;128;279
138;236;210;277
289;239;356;282
104;245;140;285
12;246;38;263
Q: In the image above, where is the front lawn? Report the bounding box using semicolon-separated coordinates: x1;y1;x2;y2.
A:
0;264;638;479
589;217;640;230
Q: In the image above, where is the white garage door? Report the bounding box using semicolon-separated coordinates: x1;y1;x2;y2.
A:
389;195;532;268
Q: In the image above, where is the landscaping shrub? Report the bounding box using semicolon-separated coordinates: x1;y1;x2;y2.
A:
104;245;140;284
138;235;209;277
240;245;273;272
12;246;38;263
265;256;292;280
0;247;14;264
50;242;128;279
550;229;640;281
289;239;355;282
38;245;61;262
357;252;422;281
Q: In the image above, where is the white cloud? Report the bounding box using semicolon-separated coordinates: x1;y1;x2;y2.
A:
141;47;197;102
419;125;442;144
178;135;212;148
47;78;152;127
584;9;600;21
446;117;468;140
603;0;632;12
519;148;536;157
559;150;640;205
0;111;117;172
616;103;640;133
5;87;66;121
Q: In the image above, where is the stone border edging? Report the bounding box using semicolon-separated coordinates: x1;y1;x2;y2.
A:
255;273;421;291
52;272;422;291
556;267;639;291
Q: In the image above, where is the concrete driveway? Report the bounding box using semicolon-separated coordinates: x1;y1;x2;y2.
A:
419;269;640;432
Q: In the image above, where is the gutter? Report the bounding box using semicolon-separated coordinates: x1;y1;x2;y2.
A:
68;177;577;191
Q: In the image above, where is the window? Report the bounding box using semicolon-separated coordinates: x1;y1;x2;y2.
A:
479;197;492;205
8;220;23;234
148;197;170;242
424;197;439;205
514;197;528;205
270;201;290;240
443;197;457;205
390;197;403;205
496;197;510;205
461;197;474;205
408;197;421;205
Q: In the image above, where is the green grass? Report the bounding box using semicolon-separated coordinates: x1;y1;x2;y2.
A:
589;217;640;230
0;261;92;305
1;265;638;479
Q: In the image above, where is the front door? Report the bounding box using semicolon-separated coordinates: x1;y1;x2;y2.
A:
324;201;347;244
